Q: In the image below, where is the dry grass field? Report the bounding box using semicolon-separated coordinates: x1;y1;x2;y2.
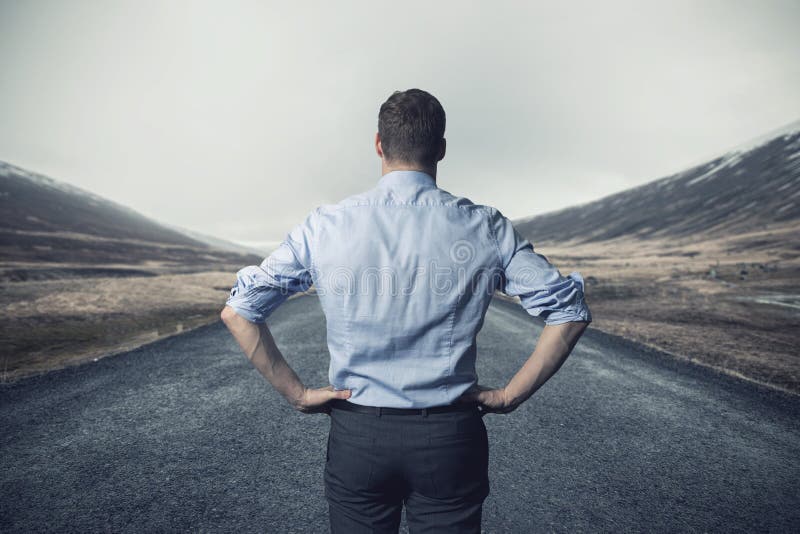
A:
0;270;235;382
532;222;800;394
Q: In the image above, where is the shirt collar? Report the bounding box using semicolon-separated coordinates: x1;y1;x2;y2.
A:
377;170;437;189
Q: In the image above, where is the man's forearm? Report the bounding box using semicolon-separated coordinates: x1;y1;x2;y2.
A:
504;321;589;407
220;305;306;406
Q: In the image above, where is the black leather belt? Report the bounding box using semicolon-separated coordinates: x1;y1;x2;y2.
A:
328;398;479;416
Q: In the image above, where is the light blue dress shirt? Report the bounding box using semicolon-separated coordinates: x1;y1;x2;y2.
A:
226;170;592;408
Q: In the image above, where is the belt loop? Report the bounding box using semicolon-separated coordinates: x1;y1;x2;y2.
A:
376;406;382;417
421;408;428;418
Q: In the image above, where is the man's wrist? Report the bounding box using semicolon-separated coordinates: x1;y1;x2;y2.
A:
285;384;308;409
501;385;524;409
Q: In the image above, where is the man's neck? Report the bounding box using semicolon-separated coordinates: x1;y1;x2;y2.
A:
381;160;437;181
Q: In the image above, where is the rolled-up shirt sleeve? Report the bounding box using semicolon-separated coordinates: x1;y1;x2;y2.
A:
225;209;316;323
488;207;592;326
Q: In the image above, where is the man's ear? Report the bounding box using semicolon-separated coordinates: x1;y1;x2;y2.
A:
375;132;384;158
438;138;446;161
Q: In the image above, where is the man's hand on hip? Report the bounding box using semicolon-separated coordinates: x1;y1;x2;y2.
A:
221;307;353;415
457;321;590;416
292;385;352;415
456;384;518;416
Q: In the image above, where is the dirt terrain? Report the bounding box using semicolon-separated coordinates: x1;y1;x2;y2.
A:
0;265;318;383
528;223;800;394
0;270;232;382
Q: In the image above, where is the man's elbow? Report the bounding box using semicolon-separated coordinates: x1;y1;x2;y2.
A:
564;319;590;335
543;319;590;344
572;318;590;329
574;320;590;339
220;305;239;324
221;305;264;328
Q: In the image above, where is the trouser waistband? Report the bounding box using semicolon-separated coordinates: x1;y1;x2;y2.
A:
328;398;479;416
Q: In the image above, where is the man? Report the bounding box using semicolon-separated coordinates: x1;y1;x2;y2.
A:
220;88;592;533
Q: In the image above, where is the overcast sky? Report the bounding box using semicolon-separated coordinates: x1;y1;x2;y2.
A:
1;1;798;249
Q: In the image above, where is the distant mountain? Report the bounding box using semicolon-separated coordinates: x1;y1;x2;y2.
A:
0;161;207;246
514;119;800;245
0;161;262;276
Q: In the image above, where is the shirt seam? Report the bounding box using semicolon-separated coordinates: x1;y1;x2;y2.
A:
484;207;504;272
282;211;316;289
445;299;456;398
323;200;483;212
308;208;318;285
278;243;311;291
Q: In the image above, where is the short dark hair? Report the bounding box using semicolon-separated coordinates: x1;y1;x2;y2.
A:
378;89;446;167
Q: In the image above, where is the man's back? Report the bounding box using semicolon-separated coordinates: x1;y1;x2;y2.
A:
314;169;500;408
227;169;591;409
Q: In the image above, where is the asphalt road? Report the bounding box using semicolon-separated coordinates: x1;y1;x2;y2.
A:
2;296;799;533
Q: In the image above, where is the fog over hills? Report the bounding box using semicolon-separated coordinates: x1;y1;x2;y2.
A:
0;161;261;277
159;221;272;258
514;119;800;245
